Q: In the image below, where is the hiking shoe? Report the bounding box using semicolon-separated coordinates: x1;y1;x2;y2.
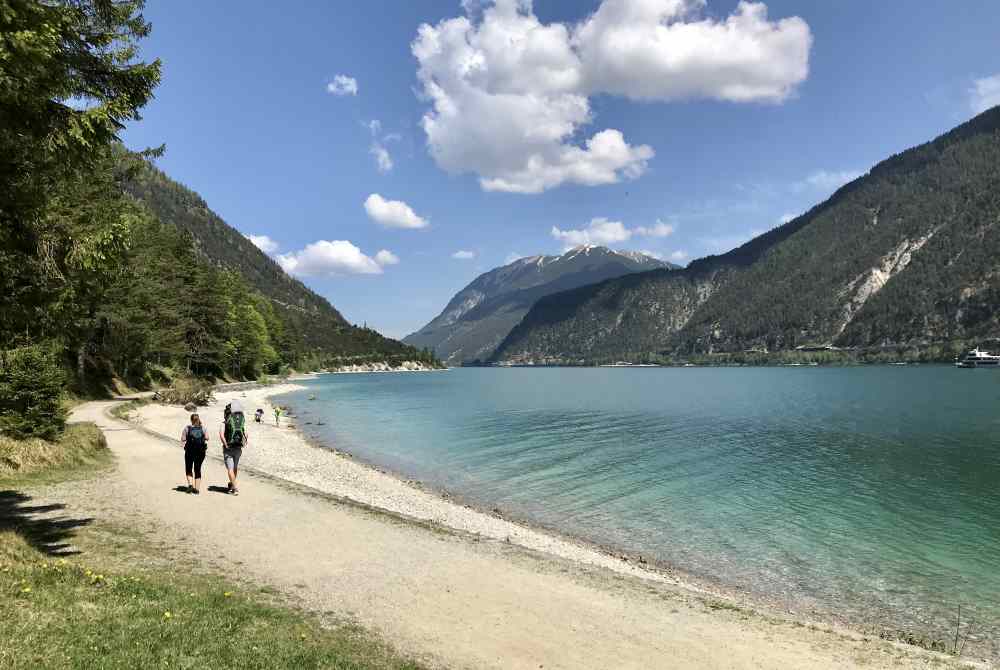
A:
192;488;200;495
188;485;195;494
231;488;239;496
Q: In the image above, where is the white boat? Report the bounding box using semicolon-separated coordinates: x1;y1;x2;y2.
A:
955;348;1000;368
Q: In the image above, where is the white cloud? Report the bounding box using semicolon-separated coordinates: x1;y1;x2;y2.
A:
552;217;631;247
452;250;477;260
669;250;689;262
277;240;385;276
970;74;1000;114
552;216;675;249
246;234;279;254
370;144;393;173
779;212;796;224
327;74;358;96
634;219;675;238
367;119;397;173
504;252;524;264
374;249;400;266
575;0;812;103
411;0;811;193
796;169;862;193
363;194;429;229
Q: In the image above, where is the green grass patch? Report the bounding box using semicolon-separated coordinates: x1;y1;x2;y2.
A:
0;531;424;669
0;424;112;484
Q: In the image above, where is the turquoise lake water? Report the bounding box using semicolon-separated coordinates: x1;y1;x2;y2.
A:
277;367;1000;653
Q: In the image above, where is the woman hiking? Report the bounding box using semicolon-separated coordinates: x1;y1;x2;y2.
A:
220;400;248;495
180;413;208;494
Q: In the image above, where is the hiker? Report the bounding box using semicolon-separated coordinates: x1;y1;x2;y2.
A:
274;405;282;426
220;400;248;495
180;413;208;494
254;408;263;423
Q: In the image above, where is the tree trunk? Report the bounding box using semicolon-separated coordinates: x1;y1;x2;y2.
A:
76;344;86;383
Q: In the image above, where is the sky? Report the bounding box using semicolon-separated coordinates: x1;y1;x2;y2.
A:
121;0;1000;339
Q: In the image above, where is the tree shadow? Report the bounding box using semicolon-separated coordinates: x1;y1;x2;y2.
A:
0;490;93;556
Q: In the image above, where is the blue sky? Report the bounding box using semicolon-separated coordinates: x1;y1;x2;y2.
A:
122;1;1000;339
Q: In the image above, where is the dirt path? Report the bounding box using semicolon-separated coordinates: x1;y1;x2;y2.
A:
49;401;962;669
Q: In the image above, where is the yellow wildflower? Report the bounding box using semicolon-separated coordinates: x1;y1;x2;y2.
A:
223;591;233;597
21;587;31;593
163;611;172;619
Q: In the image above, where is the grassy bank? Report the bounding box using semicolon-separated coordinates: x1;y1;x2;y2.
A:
0;531;422;669
0;418;425;670
0;424;111;483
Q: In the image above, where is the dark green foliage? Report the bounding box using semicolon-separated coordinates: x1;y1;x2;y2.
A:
119;157;434;368
496;106;1000;364
0;345;67;440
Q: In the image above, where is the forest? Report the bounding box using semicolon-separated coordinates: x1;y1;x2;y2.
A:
0;0;435;439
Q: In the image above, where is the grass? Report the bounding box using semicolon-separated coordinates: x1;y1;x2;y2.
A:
0;422;427;669
0;424;112;483
0;531;424;670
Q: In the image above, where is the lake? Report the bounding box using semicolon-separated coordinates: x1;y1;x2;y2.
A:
277;366;1000;654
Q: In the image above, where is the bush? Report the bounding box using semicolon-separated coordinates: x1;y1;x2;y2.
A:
0;345;67;440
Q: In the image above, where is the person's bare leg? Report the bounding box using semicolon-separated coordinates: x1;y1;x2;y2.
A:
186;472;194;489
193;477;201;493
226;467;237;489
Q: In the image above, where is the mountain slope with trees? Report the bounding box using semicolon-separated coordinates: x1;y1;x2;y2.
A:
404;246;674;364
120;157;426;366
495;106;1000;364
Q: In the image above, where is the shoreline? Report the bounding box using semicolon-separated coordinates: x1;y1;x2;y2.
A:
130;382;983;663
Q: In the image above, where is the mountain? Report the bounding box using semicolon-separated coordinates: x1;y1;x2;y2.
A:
121;157;428;364
404;246;674;364
494;106;1000;364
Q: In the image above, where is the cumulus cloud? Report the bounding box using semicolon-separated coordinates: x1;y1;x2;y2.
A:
575;0;812;102
277;240;386;276
634;219;675;238
452;250;477;259
327;74;358;96
411;0;811;193
246;234;279;254
552;217;632;247
552;216;677;248
970;74;1000;114
363;194;429;229
670;250;689;262
374;249;400;266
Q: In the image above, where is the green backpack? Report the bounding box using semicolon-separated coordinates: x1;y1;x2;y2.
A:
225;412;246;448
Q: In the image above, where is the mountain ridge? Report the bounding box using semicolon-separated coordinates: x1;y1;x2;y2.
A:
404;246;675;364
494;106;1000;364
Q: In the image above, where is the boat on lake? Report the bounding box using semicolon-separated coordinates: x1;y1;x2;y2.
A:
955;348;1000;368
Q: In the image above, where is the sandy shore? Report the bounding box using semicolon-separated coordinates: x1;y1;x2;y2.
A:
134;383;691;590
100;388;987;668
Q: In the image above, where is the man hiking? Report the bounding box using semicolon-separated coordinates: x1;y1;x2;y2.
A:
220;400;248;495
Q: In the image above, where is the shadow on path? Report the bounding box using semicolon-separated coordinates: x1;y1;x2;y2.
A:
0;490;93;556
